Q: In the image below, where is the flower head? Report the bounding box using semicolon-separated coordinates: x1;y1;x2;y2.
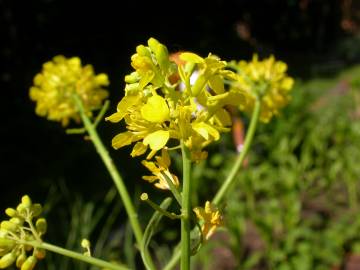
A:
107;38;244;161
193;201;223;240
30;55;109;126
0;195;47;269
231;55;294;123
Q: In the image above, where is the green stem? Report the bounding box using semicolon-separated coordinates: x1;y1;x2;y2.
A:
212;99;261;205
22;240;129;270
181;142;192;270
162;100;261;270
72;95;143;247
162;172;182;206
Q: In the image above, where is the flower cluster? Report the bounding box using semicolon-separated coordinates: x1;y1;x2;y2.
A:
106;38;244;162
0;195;46;269
193;201;223;240
230;55;294;123
30;55;109;126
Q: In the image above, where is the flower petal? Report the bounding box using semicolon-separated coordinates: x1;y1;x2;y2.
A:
111;132;134;149
141;95;169;123
143;130;170;150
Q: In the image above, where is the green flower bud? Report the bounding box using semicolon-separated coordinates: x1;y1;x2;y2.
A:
5;208;17;218
9;217;23;226
192;74;207;97
147;38;160;52
16;253;27;268
0;221;18;233
31;204;42;217
125;72;141;84
21;195;32;208
16;204;27;216
136;45;151;57
20;256;37;270
0;238;15;249
33;248;46;260
35;218;47;235
0;252;16;268
81;239;90;249
156;48;170;71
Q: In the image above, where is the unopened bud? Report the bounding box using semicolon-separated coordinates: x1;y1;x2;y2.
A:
0;252;16;268
31;204;42;217
21;195;32;208
20;255;37;270
136;45;151;57
125;72;140;84
1;221;18;232
140;193;149;201
0;238;15;249
5;208;17;218
16;253;27;268
33;248;46;260
35;218;47;235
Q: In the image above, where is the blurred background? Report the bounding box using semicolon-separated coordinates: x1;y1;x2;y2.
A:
1;0;360;269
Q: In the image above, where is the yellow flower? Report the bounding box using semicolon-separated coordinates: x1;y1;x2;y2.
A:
107;38;246;161
142;149;179;190
30;55;109;126
193;201;223;240
231;55;294;123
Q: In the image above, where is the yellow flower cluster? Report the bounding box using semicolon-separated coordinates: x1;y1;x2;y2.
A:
30;55;109;126
193;201;223;240
231;55;294;123
0;195;46;269
106;38;244;163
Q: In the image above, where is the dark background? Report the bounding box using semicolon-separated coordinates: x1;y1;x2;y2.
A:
1;0;359;207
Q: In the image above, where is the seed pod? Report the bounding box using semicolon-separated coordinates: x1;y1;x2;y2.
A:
20;256;37;270
35;218;47;235
16;253;27;268
31;204;42;217
5;208;17;218
0;221;18;233
0;252;16;268
21;196;32;208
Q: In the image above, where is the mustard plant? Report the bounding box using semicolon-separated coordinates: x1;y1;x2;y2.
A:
1;37;294;269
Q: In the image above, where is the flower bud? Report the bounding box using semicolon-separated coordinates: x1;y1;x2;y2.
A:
21;195;32;208
9;217;23;226
31;204;42;217
5;208;17;218
20;256;37;270
16;204;27;216
125;72;140;84
35;218;47;235
16;253;27;268
0;252;16;268
0;238;15;249
33;248;46;260
0;221;18;233
136;45;151;57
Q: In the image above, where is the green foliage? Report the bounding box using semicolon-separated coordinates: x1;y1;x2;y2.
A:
189;65;360;269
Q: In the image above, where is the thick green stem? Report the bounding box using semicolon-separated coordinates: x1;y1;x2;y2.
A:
22;240;129;270
72;95;143;247
212;99;261;205
181;142;192;270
